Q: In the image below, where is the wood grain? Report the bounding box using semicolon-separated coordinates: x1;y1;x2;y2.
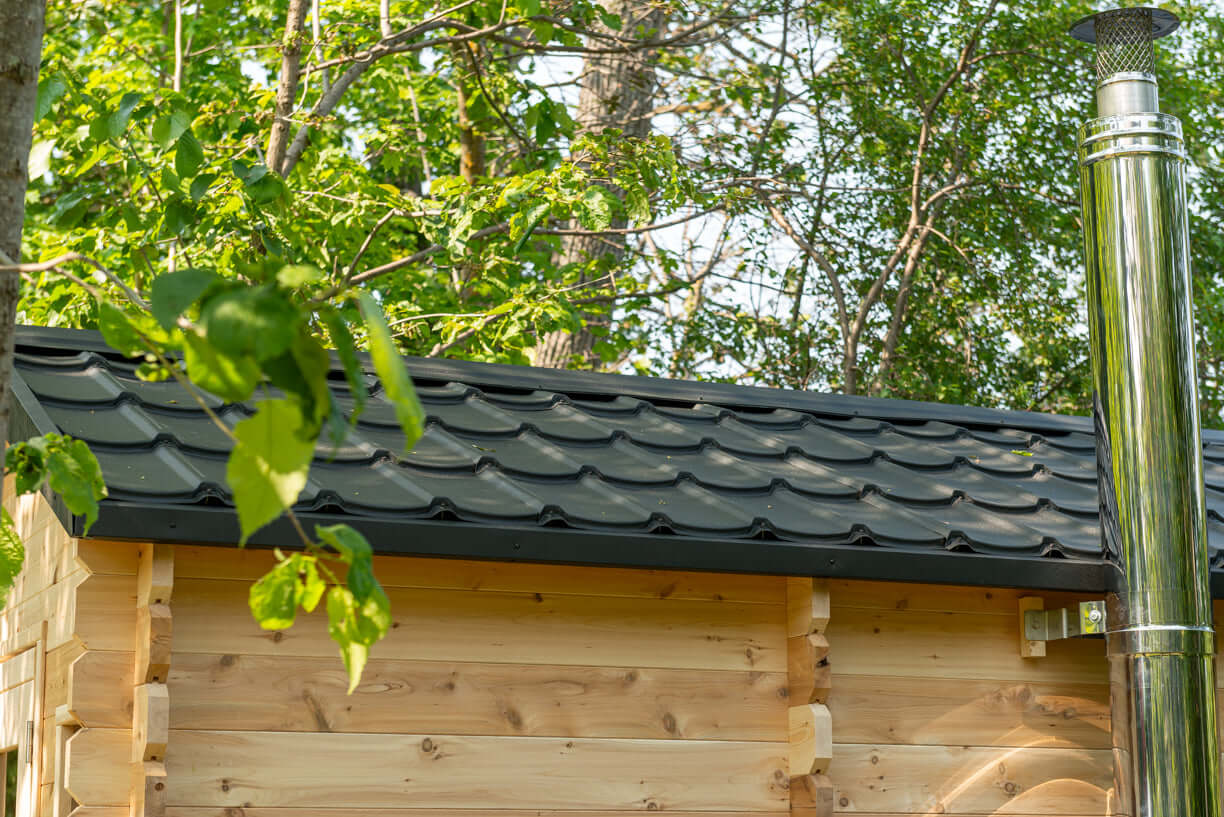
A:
133;684;169;763
136;604;173;684
160;812;776;817
137;544;174;607
74;573;136;652
172;579;785;671
65;727;129;806
827;608;1107;684
828;743;1112;815
828;675;1111;750
830;581;1093;617
788;704;832;776
73;650;787;739
84;539;788;604
163;729;788;810
788;634;830;705
69;651;134;728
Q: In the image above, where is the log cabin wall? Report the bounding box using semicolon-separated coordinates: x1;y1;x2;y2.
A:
62;543;795;816
34;532;1224;817
826;579;1114;817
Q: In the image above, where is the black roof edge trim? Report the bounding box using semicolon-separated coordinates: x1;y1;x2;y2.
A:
85;498;1113;593
7;370;80;533
13;324;1121;440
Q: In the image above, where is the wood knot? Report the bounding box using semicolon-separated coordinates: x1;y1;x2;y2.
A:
503;708;523;729
421;738;435;753
221;780;231;793
272;631;285;643
870;755;879;765
661;713;677;734
219;654;236;667
840;798;850;807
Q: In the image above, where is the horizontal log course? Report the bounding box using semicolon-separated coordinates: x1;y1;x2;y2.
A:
70;649;787;740
171;578;784;672
828;743;1112;815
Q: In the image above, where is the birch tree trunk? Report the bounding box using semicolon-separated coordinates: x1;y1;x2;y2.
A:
532;0;663;369
0;0;48;505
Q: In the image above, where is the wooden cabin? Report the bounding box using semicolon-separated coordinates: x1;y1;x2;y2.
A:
9;325;1219;817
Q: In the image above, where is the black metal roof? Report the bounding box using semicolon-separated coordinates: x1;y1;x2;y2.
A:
14;325;1224;595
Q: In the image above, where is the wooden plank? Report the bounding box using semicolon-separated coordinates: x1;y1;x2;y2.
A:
44;641;85;725
67;810;126;817
137;544;174;607
75;539;139;577
828;743;1112;815
831;580;1093;617
33;620;48;817
131;760;167;817
0;646;35;693
135;605;172;684
132;685;169;763
53;721;78;817
787;578;829;638
65;727;129;806
1018;596;1046;658
788;704;832;776
4;516;75;612
74;573;136;652
163;730;788;810
788;633;830;705
68;651;134;729
172;579;785;672
165;652;786;739
827;608;1107;684
790;774;834;817
1;569;85;655
162;812;774;817
159;544;787;604
828;674;1111;750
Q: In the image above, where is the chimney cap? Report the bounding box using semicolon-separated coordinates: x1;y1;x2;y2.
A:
1069;6;1180;44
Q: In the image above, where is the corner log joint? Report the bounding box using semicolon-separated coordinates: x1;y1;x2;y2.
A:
786;576;832;817
132;543;173;817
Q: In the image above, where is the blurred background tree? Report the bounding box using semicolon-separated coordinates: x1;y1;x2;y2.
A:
16;0;1224;424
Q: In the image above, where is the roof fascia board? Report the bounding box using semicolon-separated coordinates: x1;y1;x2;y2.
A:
85;498;1111;593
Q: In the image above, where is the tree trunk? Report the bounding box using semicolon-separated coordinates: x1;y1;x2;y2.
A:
532;0;663;369
267;0;309;175
452;42;485;183
0;0;48;506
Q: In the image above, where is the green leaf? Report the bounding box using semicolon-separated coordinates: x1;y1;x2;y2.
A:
263;329;331;429
0;509;26;606
5;436;48;496
579;185;615;231
226;399;316;542
162;197;196;236
248;554;304;630
321;311;369;421
358;292;425;452
599;9;622;29
107;92;143;138
189;173;217;202
150;267;220;330
34;75;66;121
315;523;372;568
300;557;325;612
276;265;324;289
175;130;205;178
98;301;151;356
183;331;260;403
326;581;391;692
28;139;54;179
44;436;107;533
199;287;299;361
152;111;191;150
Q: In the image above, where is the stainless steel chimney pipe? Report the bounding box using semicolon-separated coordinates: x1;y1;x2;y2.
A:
1071;7;1222;817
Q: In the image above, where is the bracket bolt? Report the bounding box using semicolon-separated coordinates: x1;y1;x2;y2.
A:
1088;608;1103;623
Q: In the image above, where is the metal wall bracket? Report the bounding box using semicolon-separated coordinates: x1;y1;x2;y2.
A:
1019;597;1106;657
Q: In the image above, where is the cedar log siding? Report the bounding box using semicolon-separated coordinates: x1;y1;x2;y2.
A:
20;518;1224;816
1;478;88;817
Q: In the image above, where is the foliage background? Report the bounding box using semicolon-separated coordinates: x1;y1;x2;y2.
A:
19;0;1224;424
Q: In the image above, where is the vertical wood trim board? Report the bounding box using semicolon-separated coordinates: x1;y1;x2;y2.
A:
786;577;832;817
132;544;173;817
